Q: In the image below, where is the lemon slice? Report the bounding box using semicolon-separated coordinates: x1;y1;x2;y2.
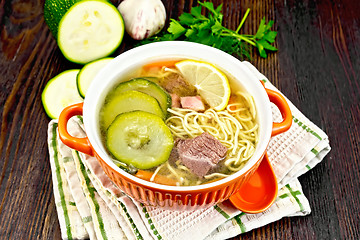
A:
175;60;231;110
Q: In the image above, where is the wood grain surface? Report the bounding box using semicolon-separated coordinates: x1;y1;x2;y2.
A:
0;0;359;239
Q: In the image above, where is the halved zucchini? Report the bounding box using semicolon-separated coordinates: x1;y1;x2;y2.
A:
57;0;124;64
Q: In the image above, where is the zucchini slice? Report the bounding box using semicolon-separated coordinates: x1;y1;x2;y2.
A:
106;111;174;170
77;57;113;98
110;78;171;115
100;90;165;130
41;69;83;119
57;0;124;64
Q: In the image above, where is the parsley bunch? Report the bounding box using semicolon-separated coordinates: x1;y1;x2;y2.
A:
141;1;277;59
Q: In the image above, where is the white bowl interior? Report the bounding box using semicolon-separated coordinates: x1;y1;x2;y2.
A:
83;41;272;191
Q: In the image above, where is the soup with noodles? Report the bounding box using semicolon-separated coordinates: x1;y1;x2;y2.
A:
99;59;258;186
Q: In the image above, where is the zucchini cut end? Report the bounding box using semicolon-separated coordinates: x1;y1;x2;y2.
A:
57;0;125;64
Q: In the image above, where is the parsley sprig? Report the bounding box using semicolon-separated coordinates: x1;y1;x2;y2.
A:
141;1;277;59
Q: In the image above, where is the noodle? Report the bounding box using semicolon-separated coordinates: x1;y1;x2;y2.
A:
150;164;164;182
204;172;230;179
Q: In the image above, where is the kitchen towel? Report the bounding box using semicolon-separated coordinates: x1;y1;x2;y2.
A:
47;62;330;240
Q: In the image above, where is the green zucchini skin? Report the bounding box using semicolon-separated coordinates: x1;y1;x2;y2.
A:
44;0;82;37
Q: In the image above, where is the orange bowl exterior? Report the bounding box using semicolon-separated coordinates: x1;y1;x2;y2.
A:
95;151;264;210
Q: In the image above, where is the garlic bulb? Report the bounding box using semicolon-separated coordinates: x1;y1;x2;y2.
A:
118;0;166;40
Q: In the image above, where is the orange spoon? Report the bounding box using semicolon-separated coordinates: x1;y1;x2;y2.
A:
228;153;278;213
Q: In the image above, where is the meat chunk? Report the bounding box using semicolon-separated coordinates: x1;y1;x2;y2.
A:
176;132;227;177
180;96;205;111
161;73;197;96
170;93;181;108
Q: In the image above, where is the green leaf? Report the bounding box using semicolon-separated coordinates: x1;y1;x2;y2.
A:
211;35;223;48
199;1;216;14
167;20;186;38
256;42;267;58
197;28;213;44
186;27;201;42
255;18;266;39
215;3;223;14
263;31;277;43
211;21;223;34
199;1;222;21
197;20;212;31
257;39;277;51
161;33;178;41
178;12;197;26
190;5;203;19
216;11;224;23
185;28;196;38
264;20;274;32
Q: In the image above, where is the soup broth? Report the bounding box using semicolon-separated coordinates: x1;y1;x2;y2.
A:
99;59;258;186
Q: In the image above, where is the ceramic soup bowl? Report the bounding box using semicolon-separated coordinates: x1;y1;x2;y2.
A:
58;41;292;212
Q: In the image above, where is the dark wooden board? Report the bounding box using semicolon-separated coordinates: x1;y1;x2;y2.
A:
0;0;359;239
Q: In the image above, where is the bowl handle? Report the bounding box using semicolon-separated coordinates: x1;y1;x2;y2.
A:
58;102;94;156
262;84;292;136
228;153;278;213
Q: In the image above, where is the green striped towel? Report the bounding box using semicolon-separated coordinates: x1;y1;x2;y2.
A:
46;62;330;240
48;121;88;240
57;121;97;239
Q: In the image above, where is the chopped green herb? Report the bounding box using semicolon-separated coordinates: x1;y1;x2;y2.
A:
140;1;277;59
